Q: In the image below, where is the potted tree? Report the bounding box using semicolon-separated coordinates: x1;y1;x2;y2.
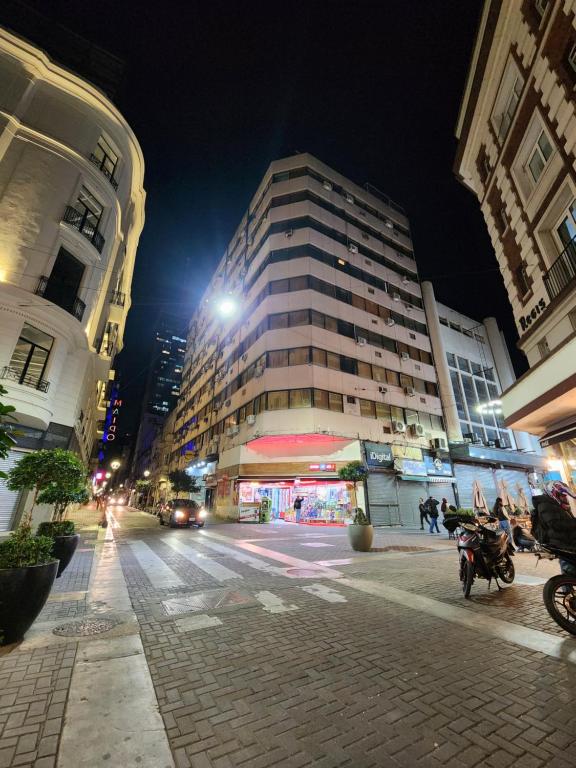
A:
0;386;58;645
7;448;88;577
338;461;373;552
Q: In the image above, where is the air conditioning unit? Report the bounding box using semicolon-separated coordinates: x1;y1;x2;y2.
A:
246;415;256;425
392;420;406;434
486;440;496;448
386;318;395;327
356;337;367;346
344;193;354;203
285;229;293;238
393;292;401;302
241;353;248;362
432;437;447;451
401;352;410;360
385;220;394;229
404;386;415;397
348;243;358;254
227;426;239;437
411;423;425;437
378;386;388;394
323;180;333;191
254;366;265;378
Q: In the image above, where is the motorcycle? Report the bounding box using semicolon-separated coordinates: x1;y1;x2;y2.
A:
537;546;576;635
455;517;515;598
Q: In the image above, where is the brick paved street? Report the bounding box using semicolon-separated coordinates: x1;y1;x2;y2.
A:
1;506;576;768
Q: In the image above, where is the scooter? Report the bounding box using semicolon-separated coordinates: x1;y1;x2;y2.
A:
456;517;515;598
537;546;576;635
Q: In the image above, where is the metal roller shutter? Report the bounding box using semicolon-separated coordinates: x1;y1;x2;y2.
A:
427;480;457;509
454;464;498;511
494;468;532;510
366;473;400;526
0;452;22;531
397;480;428;527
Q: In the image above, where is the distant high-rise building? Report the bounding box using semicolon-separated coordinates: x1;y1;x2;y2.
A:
131;314;186;479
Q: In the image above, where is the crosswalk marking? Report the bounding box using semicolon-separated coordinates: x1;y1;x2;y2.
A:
255;591;299;613
300;583;347;603
129;540;185;588
195;537;287;577
163;537;243;582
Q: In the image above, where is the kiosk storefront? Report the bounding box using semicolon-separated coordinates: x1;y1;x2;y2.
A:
237;478;352;524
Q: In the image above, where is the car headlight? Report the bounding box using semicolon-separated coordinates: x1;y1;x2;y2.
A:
174;510;185;519
198;508;207;519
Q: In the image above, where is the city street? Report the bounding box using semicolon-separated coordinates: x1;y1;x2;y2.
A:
1;507;576;768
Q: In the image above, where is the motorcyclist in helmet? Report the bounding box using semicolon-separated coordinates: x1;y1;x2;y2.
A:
532;481;576;576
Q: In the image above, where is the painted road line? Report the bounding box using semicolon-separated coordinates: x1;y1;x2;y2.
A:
175;614;223;633
338;577;576;666
128;540;186;588
163;537;243;582
201;530;342;578
194;537;287;577
315;559;354;567
301;583;347;603
301;542;335;548
255;591;299;613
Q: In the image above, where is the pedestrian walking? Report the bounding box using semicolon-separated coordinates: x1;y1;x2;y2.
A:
418;497;429;530
440;498;448;515
493;497;512;543
427;496;440;533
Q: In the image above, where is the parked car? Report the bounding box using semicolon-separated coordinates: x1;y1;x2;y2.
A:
159;499;207;528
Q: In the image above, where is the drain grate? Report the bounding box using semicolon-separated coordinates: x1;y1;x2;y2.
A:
162;588;255;616
53;617;118;637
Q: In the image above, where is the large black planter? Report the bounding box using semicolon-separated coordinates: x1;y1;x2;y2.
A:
0;560;59;645
52;534;80;577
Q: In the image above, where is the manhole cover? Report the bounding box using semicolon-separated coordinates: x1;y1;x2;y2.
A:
284;568;323;579
162;589;255;616
53;617;118;637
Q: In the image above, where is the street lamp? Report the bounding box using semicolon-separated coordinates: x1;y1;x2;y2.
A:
216;296;238;318
105;472;112;479
143;469;150;478
110;460;121;471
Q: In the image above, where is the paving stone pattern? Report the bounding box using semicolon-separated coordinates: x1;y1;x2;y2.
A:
112;513;576;768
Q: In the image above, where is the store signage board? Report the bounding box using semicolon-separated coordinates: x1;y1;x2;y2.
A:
400;458;428;476
364;442;394;468
308;463;336;471
424;454;453;477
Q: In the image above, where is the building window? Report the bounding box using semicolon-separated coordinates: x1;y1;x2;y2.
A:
515;263;531;297
91;137;119;185
497;207;509;234
537;337;550;358
289;389;312;408
566;42;576;76
497;73;523;141
527;131;553;182
267;391;289;410
8;324;54;388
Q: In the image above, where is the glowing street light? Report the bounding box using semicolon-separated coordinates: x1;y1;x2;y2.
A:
216;296;238;318
105;472;112;479
110;460;121;471
143;469;150;478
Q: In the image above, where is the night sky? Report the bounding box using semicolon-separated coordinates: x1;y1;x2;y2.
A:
22;0;520;437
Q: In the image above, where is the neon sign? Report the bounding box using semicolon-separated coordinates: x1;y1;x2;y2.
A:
103;385;123;442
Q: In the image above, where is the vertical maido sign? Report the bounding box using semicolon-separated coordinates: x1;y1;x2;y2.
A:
104;384;122;442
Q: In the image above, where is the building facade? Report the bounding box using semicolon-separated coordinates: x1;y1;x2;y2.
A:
173;154;450;526
422;281;545;511
0;27;145;529
131;314;186;479
454;0;576;485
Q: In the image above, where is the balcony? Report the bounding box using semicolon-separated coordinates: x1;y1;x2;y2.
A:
62;206;105;253
1;366;50;392
544;235;576;301
35;276;86;321
88;153;119;190
110;289;125;306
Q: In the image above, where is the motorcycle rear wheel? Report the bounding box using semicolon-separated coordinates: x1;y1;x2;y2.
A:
460;556;474;598
543;575;576;636
497;555;515;584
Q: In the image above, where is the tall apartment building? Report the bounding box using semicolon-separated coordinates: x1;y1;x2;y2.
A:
174;154;450;526
0;26;145;529
422;282;545;511
131;314;186;479
454;0;576;485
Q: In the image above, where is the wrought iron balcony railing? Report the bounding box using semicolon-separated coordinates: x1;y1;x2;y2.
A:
35;276;86;321
88;153;119;190
62;205;105;253
544;235;576;301
1;366;50;392
110;289;125;306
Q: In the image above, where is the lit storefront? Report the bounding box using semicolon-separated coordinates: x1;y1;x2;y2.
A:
237;476;352;524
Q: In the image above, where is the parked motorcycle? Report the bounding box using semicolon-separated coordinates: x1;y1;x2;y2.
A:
456;517;515;598
538;547;576;635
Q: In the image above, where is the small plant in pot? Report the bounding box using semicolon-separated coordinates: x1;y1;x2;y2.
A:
6;448;88;578
338;461;373;552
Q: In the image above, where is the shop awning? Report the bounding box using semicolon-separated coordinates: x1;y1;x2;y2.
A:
539;423;576;448
399;475;429;482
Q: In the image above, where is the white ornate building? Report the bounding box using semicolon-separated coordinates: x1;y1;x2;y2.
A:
0;26;145;529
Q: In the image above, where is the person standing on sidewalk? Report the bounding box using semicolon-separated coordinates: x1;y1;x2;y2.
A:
493;497;512;542
418;497;429;530
427;496;440;533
